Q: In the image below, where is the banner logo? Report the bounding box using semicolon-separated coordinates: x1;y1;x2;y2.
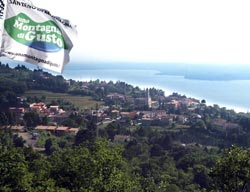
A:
0;0;77;73
4;13;68;52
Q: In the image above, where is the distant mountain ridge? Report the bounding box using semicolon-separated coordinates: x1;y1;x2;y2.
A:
8;60;250;81
67;62;250;81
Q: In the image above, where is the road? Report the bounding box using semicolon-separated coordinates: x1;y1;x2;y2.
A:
17;132;45;151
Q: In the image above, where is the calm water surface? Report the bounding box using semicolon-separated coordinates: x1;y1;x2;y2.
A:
63;65;250;112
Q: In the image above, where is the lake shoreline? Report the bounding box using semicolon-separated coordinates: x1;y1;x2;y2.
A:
64;75;249;113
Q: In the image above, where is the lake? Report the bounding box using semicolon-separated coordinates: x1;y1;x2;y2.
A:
62;63;250;113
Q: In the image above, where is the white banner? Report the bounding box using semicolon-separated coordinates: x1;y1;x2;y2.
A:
0;0;77;73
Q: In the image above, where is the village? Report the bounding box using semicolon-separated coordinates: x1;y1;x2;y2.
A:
6;88;198;128
4;78;239;146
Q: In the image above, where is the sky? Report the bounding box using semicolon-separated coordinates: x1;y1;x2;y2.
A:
31;0;250;65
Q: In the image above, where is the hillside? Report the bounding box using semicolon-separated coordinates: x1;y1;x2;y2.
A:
1;62;250;191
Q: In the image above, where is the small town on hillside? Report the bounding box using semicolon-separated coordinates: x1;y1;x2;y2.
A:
6;88;200;132
2;68;239;146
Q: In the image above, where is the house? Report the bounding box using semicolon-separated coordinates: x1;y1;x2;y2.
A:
161;116;174;125
106;93;126;100
141;118;154;126
0;125;25;132
120;111;138;119
81;81;90;89
212;118;239;132
120;112;130;119
9;107;25;114
92;109;104;117
49;106;60;114
35;125;56;133
30;102;47;113
35;125;79;135
49;112;71;123
135;98;147;107
181;98;200;108
10;125;25;132
166;100;180;109
141;110;167;119
176;115;188;124
68;128;79;134
111;110;120;117
55;126;70;136
125;96;134;103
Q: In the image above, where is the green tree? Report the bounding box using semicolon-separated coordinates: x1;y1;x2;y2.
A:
23;111;40;127
41;115;50;125
211;146;250;192
13;134;25;147
50;139;140;191
74;121;97;147
0;147;32;191
201;99;206;104
45;138;53;155
0;112;9;125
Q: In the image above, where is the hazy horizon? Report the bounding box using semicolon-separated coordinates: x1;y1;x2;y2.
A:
30;0;250;66
4;60;250;112
4;58;250;84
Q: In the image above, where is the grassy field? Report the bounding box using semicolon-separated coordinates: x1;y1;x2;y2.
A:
25;90;103;110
